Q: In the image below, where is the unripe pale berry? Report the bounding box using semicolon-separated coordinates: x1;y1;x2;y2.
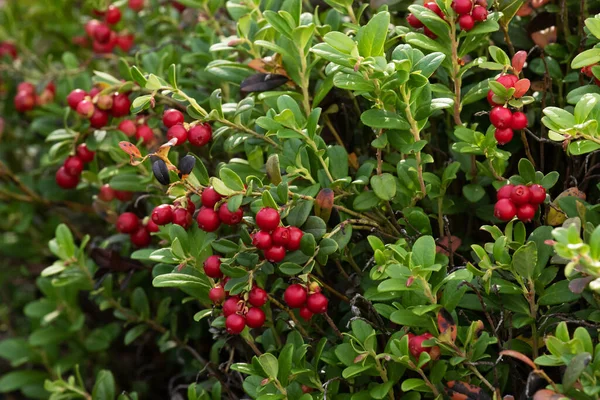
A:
76;99;95;118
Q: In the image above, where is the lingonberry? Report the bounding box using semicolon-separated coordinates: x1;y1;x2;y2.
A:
409;333;439;358
496;74;518;88
130;226;151;247
256;207;280;231
517;203;536;222
85;19;101;37
172;207;192;229
286;227;303;251
89;87;101;98
128;0;145;11
67;89;87;110
167;124;188;145
489;106;513;129
196;207;221;232
14;92;35;112
118;120;137;137
226;314;246;334
529;184;546;204
248;287;268;307
271;226;290;246
299;306;313;321
471;5;488;21
252;231;272;250
407;14;423;28
17;82;35;95
458;14;475;31
306;293;328;314
218;203;243;225
116;34;134;52
76;99;95;118
581;65;594;78
264;245;286;263
76;144;95;163
0;41;17;59
36;88;54;106
111;93;131;117
497;184;514;200
55;167;79;189
451;0;472;15
487;90;501;106
223;296;241;317
494;198;517;221
188;124;212;146
163;109;185;128
96;94;113;110
201;187;222;209
105;5;122;24
93;23;111;43
510;185;531;205
301;385;313;394
152;204;173;225
98;184;115;201
245;307;266;328
423;27;437;39
284;284;307;308
116;212;140;233
146;218;160;233
89;108;109;128
424;1;444;17
93;37;116;53
64;156;84;176
114;190;133;201
494;128;513;145
510;111;528;130
209;286;226;304
203;255;223;278
135;124;154;144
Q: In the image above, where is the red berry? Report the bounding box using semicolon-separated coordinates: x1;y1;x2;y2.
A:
517;203;536;222
471;5;487;21
76;99;95;118
105;5;122;24
85;19;101;37
90;108;109;128
252;231;272;250
201;187;223;208
128;0;145;11
98;184;115;201
114;190;133;201
451;0;472;15
76;144;95;163
286;227;303;251
489;106;513;129
306;293;328;314
284;284;307;308
111;93;131;117
93;23;111;43
264;245;286;263
511;111;528;130
0;41;17;59
223;296;241;316
172;207;192;229
116;34;135;52
117;212;139;233
496;74;518;89
67;89;87;110
14;92;35;112
245;307;266;328
256;208;280;231
209;286;226;304
203;255;223;278
55;166;79;189
64;156;84;176
118;120;137;137
248;287;268;307
529;184;546;204
497;184;514;200
135;124;154;144
271;227;290;246
299;306;313;321
146;218;160;233
424;2;444;17
167;124;188;145
218;203;243;225
130;226;151;247
494;198;517;221
226;314;246;334
494;128;513;145
163;109;185;128
96;94;113;110
17;82;35;95
581;65;594;78
152;204;173;225
424;27;437;39
487;90;501;106
458;14;474;31
196;207;221;232
407;14;424;28
510;185;531;205
409;333;437;358
89;87;101;98
188;123;212;146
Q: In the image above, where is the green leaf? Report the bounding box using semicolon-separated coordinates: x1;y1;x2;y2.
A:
353;191;380;211
258;353;279;379
563;352;592;391
152;273;210;289
462;184;485;202
193;309;213;322
131;287;150;319
220;168;245;191
568;140;600;155
342;364;374;378
572;48;600;69
370;174;396;201
277;344;294;386
124;325;149;345
0;370;47;393
390;310;432;328
279;262;303;275
300;233;316;256
355;11;390;57
302;216;327;240
92;370;116;400
412;235;436;268
130;66;147;86
489;46;510;66
323;31;357;54
518;158;536;183
538;280;581;305
512;241;537;280
55;224;75;259
210;177;236;196
361;109;410;130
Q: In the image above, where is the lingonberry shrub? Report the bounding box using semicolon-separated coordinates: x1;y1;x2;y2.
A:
2;1;600;399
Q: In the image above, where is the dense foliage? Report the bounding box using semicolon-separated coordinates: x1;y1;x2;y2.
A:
1;0;600;399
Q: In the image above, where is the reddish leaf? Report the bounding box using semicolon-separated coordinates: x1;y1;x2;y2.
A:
513;79;530;98
119;141;141;159
499;350;537;369
533;390;569;400
315;188;334;223
445;381;491;400
437;308;457;343
512;50;528;74
436;235;461;255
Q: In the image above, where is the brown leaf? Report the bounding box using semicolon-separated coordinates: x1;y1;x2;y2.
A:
315;188;334;223
499;350;537;369
445;381;492;400
119;141;141;159
437;308;457;343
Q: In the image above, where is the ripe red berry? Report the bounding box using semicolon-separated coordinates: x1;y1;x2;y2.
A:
111;93;131;117
271;226;290;246
172;207;192;229
89;87;101;98
196;207;221;232
252;231;272;250
487;90;501;106
248;287;268;307
90;108;109;128
245;307;266;328
264;245;286;263
167;124;188;145
424;2;444;17
76;144;95;163
128;0;145;11
299;306;313;321
510;185;531;205
256;208;280;231
14;92;35;112
188;124;212;146
98;184;115;201
163;109;185;128
423;27;437;39
135;124;154;144
517;203;536;222
116;34;135;52
494;128;513;145
529;184;546;204
218;203;243;225
489;106;513;129
497;184;514;200
55;166;79;189
581;65;594;78
286;227;303;251
67;89;87;110
452;0;472;15
511;111;528;130
203;255;223;278
130;226;151;247
93;23;111;44
496;74;518;89
17;82;35;95
85;19;101;37
64;156;84;176
223;296;241;317
152;204;173;225
458;14;474;30
209;286;226;304
114;190;133;201
201;187;223;208
105;5;122;24
117;212;140;233
409;333;437;358
146;218;160;233
494;198;517;221
226;314;246;334
306;293;328;314
118;120;137;137
76;99;95;118
407;14;424;28
284;284;307;308
471;5;487;21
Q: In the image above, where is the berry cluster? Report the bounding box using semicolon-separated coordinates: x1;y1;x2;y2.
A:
67;87;131;129
406;2;444;38
196;187;243;232
163;109;213;147
82;4;134;54
252;207;303;263
494;183;546;222
55;144;95;189
97;184;134;202
115;212;153;247
283;283;328;321
14;81;56;113
118;117;155;145
406;0;487;38
488;74;528;145
407;332;441;361
151;198;196;230
0;41;17;60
